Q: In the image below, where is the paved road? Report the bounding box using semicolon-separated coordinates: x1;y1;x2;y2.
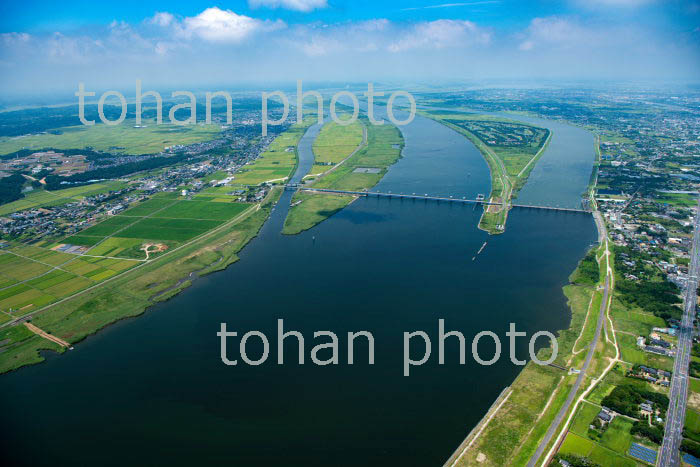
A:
658;199;700;466
527;213;610;466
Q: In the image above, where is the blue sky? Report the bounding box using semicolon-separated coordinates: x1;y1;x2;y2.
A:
0;0;698;95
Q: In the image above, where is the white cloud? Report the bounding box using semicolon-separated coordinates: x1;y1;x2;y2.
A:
248;0;328;12
388;19;490;52
517;16;595;51
178;7;285;43
150;12;175;27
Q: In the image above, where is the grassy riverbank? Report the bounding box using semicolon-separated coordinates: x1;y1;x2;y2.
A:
450;240;615;466
0;188;281;374
420;111;550;235
282;118;403;235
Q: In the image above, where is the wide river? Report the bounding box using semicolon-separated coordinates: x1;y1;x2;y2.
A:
0;110;597;466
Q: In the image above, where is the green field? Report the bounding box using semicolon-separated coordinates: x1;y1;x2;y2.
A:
599;417;634;453
617;332;673;371
0;194;253;326
0;119;221;155
570;401;601;437
153;200;248;221
559;432;636;467
685;408;700;444
655;192;697;207
282;192;355;235
0;244;138;320
307;120;364;176
58;197;252;258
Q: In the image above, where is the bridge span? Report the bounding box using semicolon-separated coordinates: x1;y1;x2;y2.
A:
284;185;590;214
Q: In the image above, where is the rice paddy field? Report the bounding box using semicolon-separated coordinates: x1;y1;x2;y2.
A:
0;119;222;156
307;120;364;176
58;194;250;258
0;244;139;324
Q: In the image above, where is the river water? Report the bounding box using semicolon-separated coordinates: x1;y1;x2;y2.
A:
0;110;597;466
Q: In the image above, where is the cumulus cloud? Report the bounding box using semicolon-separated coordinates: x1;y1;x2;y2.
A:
388;19;490;52
177;7;285;42
248;0;328;12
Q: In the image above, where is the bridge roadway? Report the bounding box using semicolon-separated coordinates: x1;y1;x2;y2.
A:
284;185;590;214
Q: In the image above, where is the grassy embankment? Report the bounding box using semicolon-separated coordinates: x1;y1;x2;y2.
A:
0;118;222;155
420;111;551;235
451;238;617;466
0;121;313;374
282;118;402;235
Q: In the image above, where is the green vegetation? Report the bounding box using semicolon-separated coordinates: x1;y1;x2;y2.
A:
655;192;696;207
0;245;139;323
0;119;221;156
571;401;601;437
307;120;364;177
600;385;668;418
570;249;602;286
282;118;402;235
558;432;635;467
282;192;354;235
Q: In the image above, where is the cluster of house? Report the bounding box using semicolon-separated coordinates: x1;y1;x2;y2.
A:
636;333;675;357
597;406;615;425
629;364;672;387
639;400;664;424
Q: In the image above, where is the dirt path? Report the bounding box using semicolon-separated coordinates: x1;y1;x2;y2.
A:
25;322;72;349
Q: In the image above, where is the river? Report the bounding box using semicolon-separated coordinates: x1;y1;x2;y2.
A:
0;110;597;466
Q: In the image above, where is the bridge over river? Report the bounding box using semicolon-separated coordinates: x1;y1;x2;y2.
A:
284;184;590;214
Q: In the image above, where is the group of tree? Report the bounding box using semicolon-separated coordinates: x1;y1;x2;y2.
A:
0;173;27;205
630;421;664;444
682;439;700;458
600;385;669;418
571;248;600;285
615;276;682;323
